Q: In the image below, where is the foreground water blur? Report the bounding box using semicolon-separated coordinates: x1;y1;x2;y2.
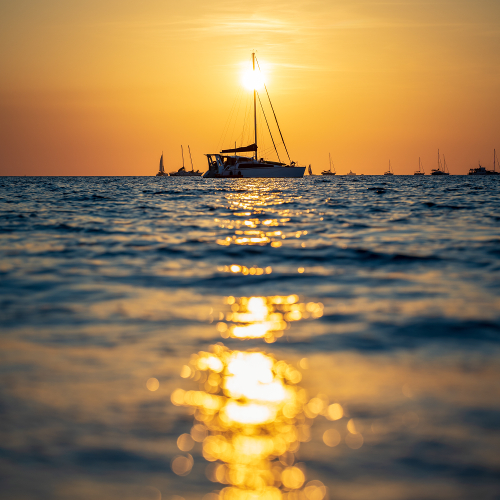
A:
0;176;499;500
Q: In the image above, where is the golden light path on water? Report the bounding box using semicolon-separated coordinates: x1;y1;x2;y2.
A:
214;182;309;248
170;295;361;500
169;183;363;499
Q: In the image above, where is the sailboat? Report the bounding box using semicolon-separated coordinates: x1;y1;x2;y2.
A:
156;152;167;176
431;149;450;175
308;165;313;176
384;160;394;176
321;154;336;175
414;157;425;175
468;149;500;175
170;145;203;177
203;53;306;178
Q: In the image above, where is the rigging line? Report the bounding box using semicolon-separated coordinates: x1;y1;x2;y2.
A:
255;56;291;163
218;85;243;153
257;92;281;163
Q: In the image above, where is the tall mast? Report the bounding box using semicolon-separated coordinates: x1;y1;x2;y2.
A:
494;149;496;172
438;149;440;170
329;153;332;172
188;145;194;172
252;52;257;161
181;145;185;169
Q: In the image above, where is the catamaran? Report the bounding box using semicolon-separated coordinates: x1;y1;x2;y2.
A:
156;153;167;176
468;149;499;175
203;53;306;178
414;157;425;175
321;154;336;175
384;160;394;176
431;149;450;175
170;145;203;177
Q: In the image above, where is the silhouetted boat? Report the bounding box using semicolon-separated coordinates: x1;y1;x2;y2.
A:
384;160;394;175
414;157;425;175
431;149;450;175
170;146;202;177
468;149;499;175
346;170;356;176
156;153;167;176
321;154;336;175
203;53;306;178
308;165;313;175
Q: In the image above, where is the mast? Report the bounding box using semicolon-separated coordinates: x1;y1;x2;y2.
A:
329;153;332;172
181;145;185;169
438;149;440;171
494;149;496;172
418;157;420;172
188;145;194;171
252;52;257;160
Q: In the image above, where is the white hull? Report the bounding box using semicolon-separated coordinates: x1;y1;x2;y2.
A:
204;165;305;178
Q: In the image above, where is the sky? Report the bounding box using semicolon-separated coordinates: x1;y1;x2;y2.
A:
0;0;499;175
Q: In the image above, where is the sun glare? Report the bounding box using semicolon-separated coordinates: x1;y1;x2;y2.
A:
242;68;265;91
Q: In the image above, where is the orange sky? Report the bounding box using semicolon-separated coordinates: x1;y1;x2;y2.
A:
1;0;499;175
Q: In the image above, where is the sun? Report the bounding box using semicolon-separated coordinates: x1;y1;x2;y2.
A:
242;68;265;91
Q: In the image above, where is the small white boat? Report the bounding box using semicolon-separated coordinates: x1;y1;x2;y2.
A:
156;152;167;176
170;145;203;177
414;157;425;175
321;154;336;175
203;53;306;179
384;160;394;176
431;149;450;175
468;149;499;175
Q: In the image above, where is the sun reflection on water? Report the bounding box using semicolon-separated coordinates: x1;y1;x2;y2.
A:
216;295;323;343
214;182;308;248
171;294;335;500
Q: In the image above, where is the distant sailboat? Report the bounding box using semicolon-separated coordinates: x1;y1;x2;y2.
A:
414;157;425;176
321;154;336;175
431;149;450;175
468;149;499;175
170;145;203;177
156;152;167;176
308;165;313;176
384;160;394;175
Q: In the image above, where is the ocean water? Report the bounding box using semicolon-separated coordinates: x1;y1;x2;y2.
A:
0;175;499;500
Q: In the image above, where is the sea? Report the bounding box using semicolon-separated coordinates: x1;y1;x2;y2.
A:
1;175;499;500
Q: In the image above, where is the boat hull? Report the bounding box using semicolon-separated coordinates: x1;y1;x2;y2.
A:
203;166;305;178
468;170;499;175
170;171;203;177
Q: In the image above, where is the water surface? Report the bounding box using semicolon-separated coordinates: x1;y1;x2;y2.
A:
1;176;499;500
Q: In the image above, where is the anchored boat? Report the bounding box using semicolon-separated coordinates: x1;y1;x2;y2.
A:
431;149;450;175
384;160;394;176
170;146;203;177
414;157;425;176
203;53;306;178
321;154;336;175
468;149;499;175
